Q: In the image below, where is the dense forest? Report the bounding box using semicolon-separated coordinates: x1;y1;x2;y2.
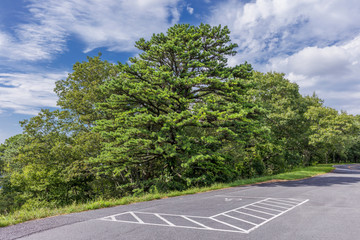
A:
1;24;359;214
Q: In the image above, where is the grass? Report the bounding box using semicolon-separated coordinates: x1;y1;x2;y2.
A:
0;164;334;228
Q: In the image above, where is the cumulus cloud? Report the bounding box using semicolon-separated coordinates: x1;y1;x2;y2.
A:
208;0;360;114
209;0;360;65
270;46;350;77
0;0;182;62
1;0;360;116
269;35;360;114
0;72;67;115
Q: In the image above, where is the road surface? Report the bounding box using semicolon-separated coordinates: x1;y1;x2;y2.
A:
1;164;360;240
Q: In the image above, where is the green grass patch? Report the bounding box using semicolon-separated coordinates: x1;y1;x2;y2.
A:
0;164;334;228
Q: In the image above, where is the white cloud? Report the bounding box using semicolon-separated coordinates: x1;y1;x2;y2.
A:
0;0;183;123
187;5;194;14
0;0;182;62
269;35;360;114
269;45;351;77
209;0;360;65
208;0;360;114
0;72;67;115
0;21;66;61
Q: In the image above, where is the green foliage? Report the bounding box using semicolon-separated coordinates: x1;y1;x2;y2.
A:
93;24;264;192
305;107;359;163
0;54;121;212
1;23;360;216
0;164;334;227
54;54;121;126
0;110;103;213
0;135;27;213
251;72;319;169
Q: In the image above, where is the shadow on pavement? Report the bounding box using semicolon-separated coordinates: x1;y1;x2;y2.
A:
253;169;360;188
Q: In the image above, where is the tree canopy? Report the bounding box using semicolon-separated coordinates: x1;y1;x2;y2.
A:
1;23;359;214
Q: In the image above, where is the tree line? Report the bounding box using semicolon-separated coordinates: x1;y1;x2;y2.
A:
1;24;359;214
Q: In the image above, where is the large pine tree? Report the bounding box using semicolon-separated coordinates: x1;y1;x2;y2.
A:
94;24;263;191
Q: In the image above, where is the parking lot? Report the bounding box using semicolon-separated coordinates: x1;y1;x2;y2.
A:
100;196;308;234
2;164;360;240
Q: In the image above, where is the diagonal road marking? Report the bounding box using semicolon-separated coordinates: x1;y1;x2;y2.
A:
265;200;295;207
210;217;248;232
130;212;144;223
98;198;309;234
181;216;213;230
155;214;175;226
234;210;268;220
258;202;289;209
221;213;257;226
251;204;283;212
243;207;277;216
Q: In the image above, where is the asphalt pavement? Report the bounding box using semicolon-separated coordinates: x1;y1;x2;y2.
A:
1;164;360;240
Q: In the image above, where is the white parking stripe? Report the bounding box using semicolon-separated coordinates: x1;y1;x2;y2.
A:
99;198;309;234
259;202;289;209
130;212;144;223
273;198;301;204
233;210;268;220
100;218;243;233
266;200;295;207
221;213;257;226
246;199;309;233
211;198;270;218
132;211;209;219
243;207;277;216
210;217;247;232
181;216;213;230
155;214;175;226
251;204;283;212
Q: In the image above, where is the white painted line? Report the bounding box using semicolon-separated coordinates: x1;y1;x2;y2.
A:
181;216;213;230
246;199;309;233
266;200;295;207
210;217;247;233
288;198;305;201
155;214;175;226
101;218;244;233
221;213;257;226
99;198;309;234
272;198;302;204
132;211;209;219
99;211;130;220
215;195;267;199
233;210;268;220
130;212;144;224
252;204;283;212
259;202;289;209
211;198;270;218
244;207;276;216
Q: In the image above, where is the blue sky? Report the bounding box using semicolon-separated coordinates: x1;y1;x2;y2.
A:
1;0;360;143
